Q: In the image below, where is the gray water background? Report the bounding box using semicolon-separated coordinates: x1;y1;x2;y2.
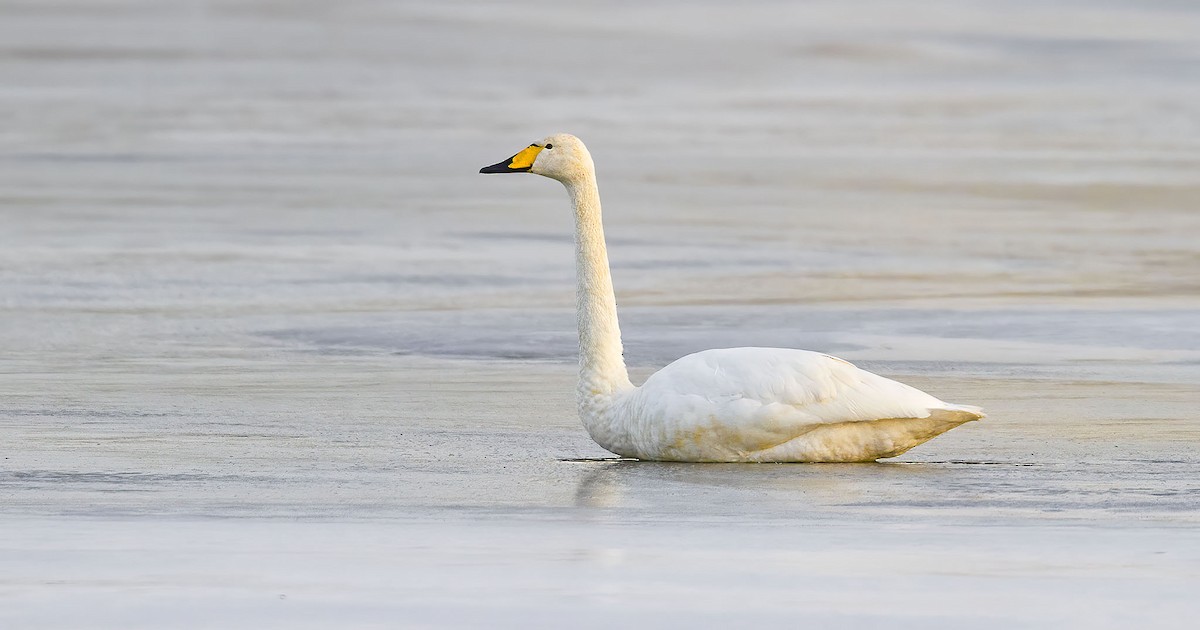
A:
2;1;1200;627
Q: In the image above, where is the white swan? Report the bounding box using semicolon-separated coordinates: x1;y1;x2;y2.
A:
480;134;983;462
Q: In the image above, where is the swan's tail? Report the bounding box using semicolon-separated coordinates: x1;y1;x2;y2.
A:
939;403;986;420
857;404;982;460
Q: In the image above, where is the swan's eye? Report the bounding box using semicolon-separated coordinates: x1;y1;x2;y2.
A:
544;143;553;149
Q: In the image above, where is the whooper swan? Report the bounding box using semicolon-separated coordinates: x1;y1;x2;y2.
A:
480;134;983;462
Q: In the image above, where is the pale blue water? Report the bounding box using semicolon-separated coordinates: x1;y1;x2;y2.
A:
2;1;1199;628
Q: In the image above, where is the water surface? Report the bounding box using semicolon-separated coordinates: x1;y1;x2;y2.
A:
2;1;1199;627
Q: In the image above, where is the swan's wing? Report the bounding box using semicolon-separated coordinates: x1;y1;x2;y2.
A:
636;347;957;421
626;347;980;457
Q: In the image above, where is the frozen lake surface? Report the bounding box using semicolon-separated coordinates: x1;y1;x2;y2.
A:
2;0;1200;627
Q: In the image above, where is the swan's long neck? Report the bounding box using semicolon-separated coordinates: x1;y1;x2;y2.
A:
566;173;633;415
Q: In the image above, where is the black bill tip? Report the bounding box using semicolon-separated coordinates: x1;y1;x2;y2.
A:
480;159;529;174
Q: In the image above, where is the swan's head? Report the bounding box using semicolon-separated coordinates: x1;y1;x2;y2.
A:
480;133;593;183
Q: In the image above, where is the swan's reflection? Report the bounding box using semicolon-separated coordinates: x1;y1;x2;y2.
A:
572;460;641;508
570;459;942;511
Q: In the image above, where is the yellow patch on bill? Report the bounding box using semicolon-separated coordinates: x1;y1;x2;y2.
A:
508;144;543;170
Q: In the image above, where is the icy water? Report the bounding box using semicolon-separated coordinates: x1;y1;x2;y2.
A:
3;1;1200;628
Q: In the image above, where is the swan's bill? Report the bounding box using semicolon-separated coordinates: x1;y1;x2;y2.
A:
480;144;542;173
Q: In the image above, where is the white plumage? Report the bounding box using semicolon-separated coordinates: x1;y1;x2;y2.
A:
612;348;982;462
481;134;983;463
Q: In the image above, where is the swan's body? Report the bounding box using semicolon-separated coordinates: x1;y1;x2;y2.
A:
481;134;983;462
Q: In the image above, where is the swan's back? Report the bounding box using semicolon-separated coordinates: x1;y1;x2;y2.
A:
614;348;982;462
